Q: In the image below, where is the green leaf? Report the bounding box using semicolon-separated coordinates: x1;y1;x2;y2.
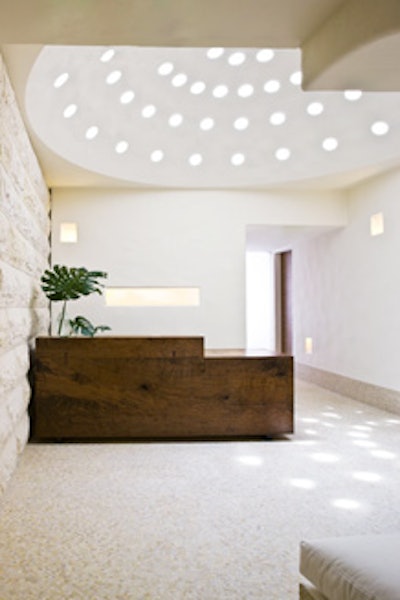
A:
41;265;108;302
68;316;111;337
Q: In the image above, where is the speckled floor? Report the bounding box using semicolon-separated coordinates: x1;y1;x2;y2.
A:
1;379;400;600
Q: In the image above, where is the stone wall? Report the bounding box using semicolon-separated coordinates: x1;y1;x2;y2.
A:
0;53;50;493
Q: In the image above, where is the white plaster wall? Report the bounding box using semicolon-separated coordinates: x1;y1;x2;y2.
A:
294;167;400;391
51;187;346;349
0;54;50;493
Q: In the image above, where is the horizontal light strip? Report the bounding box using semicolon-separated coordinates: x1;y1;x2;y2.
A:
105;287;200;307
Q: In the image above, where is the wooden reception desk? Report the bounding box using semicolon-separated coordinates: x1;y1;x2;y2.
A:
30;336;293;441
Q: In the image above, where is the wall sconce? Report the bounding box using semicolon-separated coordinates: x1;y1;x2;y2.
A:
370;212;384;237
305;337;313;354
60;222;78;243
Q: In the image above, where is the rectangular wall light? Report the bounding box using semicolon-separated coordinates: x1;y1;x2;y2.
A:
60;222;78;243
305;337;313;354
370;212;384;236
105;287;200;307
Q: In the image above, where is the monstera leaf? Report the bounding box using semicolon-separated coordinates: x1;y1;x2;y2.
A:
40;265;109;336
68;316;111;337
41;265;107;302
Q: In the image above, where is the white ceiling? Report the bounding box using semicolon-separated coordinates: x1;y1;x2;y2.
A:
2;0;400;190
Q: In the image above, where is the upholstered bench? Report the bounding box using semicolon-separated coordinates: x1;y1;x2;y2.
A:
299;534;400;600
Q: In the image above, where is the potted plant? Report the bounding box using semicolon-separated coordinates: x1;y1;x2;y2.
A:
40;264;111;336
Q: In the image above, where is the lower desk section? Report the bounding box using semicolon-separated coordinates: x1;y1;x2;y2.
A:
31;337;293;440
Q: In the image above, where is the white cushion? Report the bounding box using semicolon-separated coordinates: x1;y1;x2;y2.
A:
300;534;400;600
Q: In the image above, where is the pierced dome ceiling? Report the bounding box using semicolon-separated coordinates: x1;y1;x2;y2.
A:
25;45;400;189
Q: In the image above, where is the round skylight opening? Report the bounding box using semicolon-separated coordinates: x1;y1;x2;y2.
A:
264;80;280;93
85;126;99;140
200;117;215;131
115;140;129;154
158;62;174;76
189;153;203;166
53;72;69;88
100;48;115;63
270;111;286;125
234;117;249;130
190;81;206;95
344;89;362;101
172;73;187;87
120;90;135;104
213;84;229;98
290;70;302;85
168;113;183;127
207;47;224;59
231;153;245;166
237;84;254;98
256;49;274;63
322;137;338;151
371;120;389;136
275;147;291;161
151;149;164;162
228;52;246;66
141;104;156;118
106;70;122;85
63;103;77;118
307;102;324;116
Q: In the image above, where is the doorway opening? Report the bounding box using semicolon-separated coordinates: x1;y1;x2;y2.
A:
245;230;292;354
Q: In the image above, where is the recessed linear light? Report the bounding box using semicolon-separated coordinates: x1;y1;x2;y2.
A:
269;111;286;125
307;101;324;116
231;153;245;166
106;70;122;85
172;73;188;87
53;72;69;88
322;137;338;151
105;287;200;307
237;84;254;98
85;126;99;140
115;140;129;154
200;117;215;131
168;113;183;127
264;79;280;93
228;51;246;66
141;104;156;118
275;147;291;161
188;153;203;166
190;81;206;95
158;61;174;76
63;103;77;118
100;48;115;63
371;120;389;136
120;90;135;104
234;117;249;130
344;89;362;101
256;48;274;63
150;149;164;162
213;84;229;98
207;47;224;59
290;71;302;85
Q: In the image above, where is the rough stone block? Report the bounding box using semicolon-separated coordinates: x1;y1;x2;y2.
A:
0;260;48;309
6;380;30;425
0;434;18;495
0;344;30;392
0;211;48;278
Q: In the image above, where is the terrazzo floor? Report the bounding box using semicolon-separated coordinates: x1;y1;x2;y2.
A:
1;379;400;600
